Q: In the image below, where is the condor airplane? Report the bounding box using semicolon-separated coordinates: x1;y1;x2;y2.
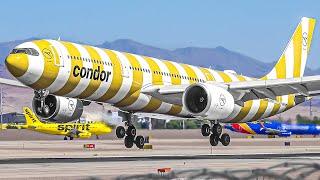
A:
2;17;319;148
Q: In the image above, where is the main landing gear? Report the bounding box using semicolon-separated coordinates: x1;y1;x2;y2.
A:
63;136;74;140
115;112;145;149
201;122;230;146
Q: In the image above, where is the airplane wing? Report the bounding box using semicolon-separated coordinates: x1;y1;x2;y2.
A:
66;129;92;138
262;127;282;134
142;75;320;106
262;127;292;136
226;75;320;102
0;77;27;88
66;128;81;137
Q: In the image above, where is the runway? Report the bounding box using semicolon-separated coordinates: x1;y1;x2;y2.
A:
1;152;320;165
0;130;319;179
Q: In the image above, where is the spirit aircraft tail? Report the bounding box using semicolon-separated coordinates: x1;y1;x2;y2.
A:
23;107;42;125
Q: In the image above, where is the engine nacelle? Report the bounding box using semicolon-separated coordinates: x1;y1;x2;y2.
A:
183;83;235;120
32;95;83;123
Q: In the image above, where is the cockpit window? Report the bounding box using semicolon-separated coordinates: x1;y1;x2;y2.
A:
10;48;39;56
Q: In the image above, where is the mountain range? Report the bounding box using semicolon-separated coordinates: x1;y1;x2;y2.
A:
1;38;320;79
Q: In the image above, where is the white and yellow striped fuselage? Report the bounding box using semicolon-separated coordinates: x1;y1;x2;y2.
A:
5;39;298;123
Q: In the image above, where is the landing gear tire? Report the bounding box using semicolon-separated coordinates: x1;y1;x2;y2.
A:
70;137;74;140
64;137;67;140
135;135;145;149
124;136;134;148
212;124;222;136
220;133;230;146
201;124;211;136
210;134;219;146
116;126;126;138
126;125;136;137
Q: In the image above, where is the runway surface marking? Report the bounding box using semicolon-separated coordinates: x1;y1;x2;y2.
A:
1;153;320;164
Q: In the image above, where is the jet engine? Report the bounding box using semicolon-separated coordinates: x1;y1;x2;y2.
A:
32;95;83;123
183;83;235;120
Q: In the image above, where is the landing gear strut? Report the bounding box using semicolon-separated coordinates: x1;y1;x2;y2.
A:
202;122;230;146
116;111;144;149
34;89;50;116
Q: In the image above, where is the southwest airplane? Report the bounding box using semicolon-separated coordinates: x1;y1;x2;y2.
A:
23;107;112;141
225;121;320;137
2;17;319;148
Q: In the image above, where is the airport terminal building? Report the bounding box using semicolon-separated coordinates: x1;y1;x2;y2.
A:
0;112;25;124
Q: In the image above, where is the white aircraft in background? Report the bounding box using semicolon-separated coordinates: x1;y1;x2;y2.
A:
2;17;319;148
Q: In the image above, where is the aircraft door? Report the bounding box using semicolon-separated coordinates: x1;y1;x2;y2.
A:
121;63;130;78
50;45;65;67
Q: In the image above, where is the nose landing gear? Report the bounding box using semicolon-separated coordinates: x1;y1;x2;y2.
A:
202;122;230;146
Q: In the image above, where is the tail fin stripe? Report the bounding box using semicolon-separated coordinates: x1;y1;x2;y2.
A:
293;23;302;78
275;56;286;79
307;18;316;52
285;41;294;78
300;18;309;76
265;69;276;80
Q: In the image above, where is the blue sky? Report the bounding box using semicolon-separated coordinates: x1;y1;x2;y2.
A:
1;0;320;67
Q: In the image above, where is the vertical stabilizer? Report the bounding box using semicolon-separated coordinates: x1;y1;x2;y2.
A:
23;107;42;125
262;17;316;79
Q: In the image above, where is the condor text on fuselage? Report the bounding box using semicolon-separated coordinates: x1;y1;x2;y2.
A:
73;65;111;82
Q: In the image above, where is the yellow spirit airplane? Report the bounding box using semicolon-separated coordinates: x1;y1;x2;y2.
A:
2;17;319;148
23;107;112;141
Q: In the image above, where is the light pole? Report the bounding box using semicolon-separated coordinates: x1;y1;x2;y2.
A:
0;87;3;130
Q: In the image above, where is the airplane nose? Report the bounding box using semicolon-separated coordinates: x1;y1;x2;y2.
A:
5;54;29;77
